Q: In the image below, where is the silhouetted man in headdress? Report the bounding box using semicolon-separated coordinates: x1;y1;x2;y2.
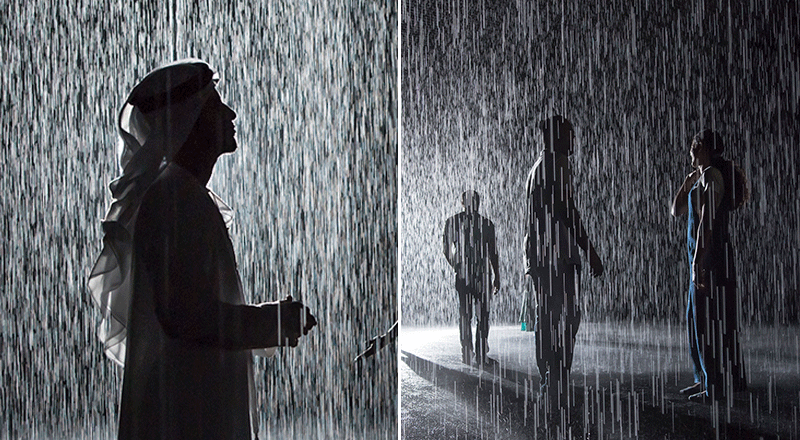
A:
523;115;602;412
89;60;317;440
443;190;500;367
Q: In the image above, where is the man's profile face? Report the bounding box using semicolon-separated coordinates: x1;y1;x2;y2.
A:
199;90;238;156
690;139;709;169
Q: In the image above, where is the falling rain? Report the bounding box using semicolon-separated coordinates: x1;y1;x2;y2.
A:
401;0;799;439
1;1;397;439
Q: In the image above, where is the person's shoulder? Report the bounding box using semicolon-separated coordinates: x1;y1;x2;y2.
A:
140;164;211;217
526;153;544;189
529;151;545;173
701;166;724;189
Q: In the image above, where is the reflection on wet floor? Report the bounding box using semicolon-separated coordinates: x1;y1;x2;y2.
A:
401;324;799;439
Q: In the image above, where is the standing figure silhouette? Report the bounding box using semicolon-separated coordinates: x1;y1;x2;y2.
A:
89;60;316;440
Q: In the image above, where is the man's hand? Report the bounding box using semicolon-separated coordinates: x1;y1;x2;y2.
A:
683;170;701;190
692;265;707;291
354;321;398;366
492;278;500;295
589;248;603;278
276;295;317;347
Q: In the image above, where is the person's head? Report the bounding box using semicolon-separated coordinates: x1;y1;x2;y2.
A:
180;88;238;162
461;190;480;213
690;129;724;169
118;59;236;175
539;115;574;155
107;59;235;226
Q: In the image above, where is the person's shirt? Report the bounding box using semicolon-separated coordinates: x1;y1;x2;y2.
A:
525;150;581;273
443;210;498;283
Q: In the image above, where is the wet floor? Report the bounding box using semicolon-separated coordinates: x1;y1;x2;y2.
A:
401;324;800;439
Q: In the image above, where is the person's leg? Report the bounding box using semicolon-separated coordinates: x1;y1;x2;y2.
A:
475;288;491;365
534;274;553;391
521;275;537;331
456;278;474;364
549;267;577;411
563;265;581;371
685;282;705;391
540;270;566;406
695;277;724;401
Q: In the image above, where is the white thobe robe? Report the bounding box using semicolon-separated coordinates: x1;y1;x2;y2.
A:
119;163;272;440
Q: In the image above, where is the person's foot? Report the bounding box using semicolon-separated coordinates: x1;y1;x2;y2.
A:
688;390;708;402
680;382;703;394
461;348;474;365
538;372;549;395
478;356;498;369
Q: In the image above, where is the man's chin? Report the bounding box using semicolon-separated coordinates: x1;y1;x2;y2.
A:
222;140;237;154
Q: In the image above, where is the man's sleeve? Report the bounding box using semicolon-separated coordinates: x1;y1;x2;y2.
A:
563;164;591;249
487;221;499;277
524;169;540;274
443;217;454;267
553;159;573;224
136;183;276;350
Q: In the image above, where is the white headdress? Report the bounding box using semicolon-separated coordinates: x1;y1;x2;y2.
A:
88;59;232;365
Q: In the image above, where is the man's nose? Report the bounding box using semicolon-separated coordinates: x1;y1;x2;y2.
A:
225;105;237;121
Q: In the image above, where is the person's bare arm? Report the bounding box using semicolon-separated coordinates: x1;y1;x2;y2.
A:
354;321;398;363
488;222;500;293
561;163;603;277
692;172;721;288
671;170;700;217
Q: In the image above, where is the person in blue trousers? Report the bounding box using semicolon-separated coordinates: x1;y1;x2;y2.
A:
671;129;748;404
